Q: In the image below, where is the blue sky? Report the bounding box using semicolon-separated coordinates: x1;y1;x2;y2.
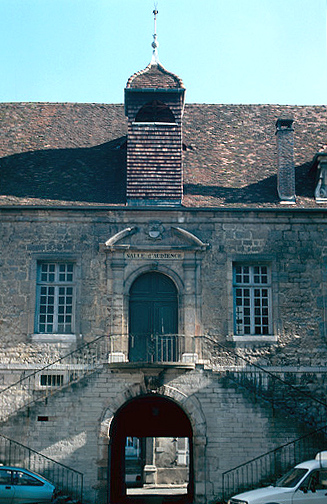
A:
0;0;326;105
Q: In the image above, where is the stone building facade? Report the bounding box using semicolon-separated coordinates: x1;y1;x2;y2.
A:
1;60;327;503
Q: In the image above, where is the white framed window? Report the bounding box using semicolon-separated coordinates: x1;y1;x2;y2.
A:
233;264;272;336
35;262;75;334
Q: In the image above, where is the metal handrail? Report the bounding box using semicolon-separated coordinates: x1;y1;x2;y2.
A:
3;333;327;503
0;336;110;501
123;333;187;364
0;333;109;394
0;334;109;422
222;425;327;501
0;333;201;422
2;334;323;426
201;337;327;502
202;336;327;429
108;333;203;364
0;433;83;501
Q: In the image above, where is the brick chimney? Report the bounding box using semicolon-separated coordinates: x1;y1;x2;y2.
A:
275;118;296;203
124;63;185;206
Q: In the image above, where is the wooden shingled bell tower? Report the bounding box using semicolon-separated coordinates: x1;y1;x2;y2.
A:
124;8;186;206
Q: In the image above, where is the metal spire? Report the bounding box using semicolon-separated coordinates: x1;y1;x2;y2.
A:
151;5;159;64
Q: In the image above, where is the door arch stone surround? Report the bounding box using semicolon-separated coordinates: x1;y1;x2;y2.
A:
102;224;209;362
98;383;207;504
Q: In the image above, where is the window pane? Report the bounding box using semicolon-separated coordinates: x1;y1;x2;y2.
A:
0;469;12;484
13;471;43;486
36;262;75;334
233;264;271;336
59;263;74;282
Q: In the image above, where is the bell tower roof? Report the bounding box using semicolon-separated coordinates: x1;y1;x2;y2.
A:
126;62;185;90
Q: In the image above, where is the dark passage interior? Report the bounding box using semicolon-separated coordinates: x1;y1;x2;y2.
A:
109;395;194;504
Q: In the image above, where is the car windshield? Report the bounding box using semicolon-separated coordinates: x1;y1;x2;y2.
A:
274;468;308;488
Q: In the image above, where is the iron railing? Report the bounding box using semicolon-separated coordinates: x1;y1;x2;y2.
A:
199;337;327;502
224;367;327;429
109;334;202;364
0;334;202;423
4;333;327;503
202;336;327;430
2;334;325;427
128;334;184;363
222;425;327;501
0;433;83;501
0;334;109;422
2;334;326;427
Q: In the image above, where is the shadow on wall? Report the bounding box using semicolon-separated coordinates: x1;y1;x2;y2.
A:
0;138;127;204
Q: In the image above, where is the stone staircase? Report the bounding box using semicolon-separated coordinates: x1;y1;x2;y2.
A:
201;337;327;501
0;334;109;423
0;335;111;503
1;334;327;503
202;336;327;430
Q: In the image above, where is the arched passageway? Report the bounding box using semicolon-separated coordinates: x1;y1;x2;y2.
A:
129;272;178;363
109;395;193;504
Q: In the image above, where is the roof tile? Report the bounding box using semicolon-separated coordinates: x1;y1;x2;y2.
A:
0;102;326;208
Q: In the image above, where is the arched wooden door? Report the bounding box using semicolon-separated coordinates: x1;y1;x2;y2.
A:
129;272;178;363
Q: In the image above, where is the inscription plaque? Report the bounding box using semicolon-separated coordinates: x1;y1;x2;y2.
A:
125;252;183;260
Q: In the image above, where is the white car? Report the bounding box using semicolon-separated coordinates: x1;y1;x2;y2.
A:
0;466;57;503
228;452;327;504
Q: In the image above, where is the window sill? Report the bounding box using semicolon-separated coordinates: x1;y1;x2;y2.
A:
229;335;278;344
30;334;77;344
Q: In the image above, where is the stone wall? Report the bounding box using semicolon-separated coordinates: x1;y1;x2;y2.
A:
1;206;327;502
1;207;327;364
0;365;316;504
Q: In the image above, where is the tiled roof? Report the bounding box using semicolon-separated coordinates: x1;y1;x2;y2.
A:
0;102;327;208
126;63;184;89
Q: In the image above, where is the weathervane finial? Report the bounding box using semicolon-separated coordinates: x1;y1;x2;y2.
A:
151;4;159;64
